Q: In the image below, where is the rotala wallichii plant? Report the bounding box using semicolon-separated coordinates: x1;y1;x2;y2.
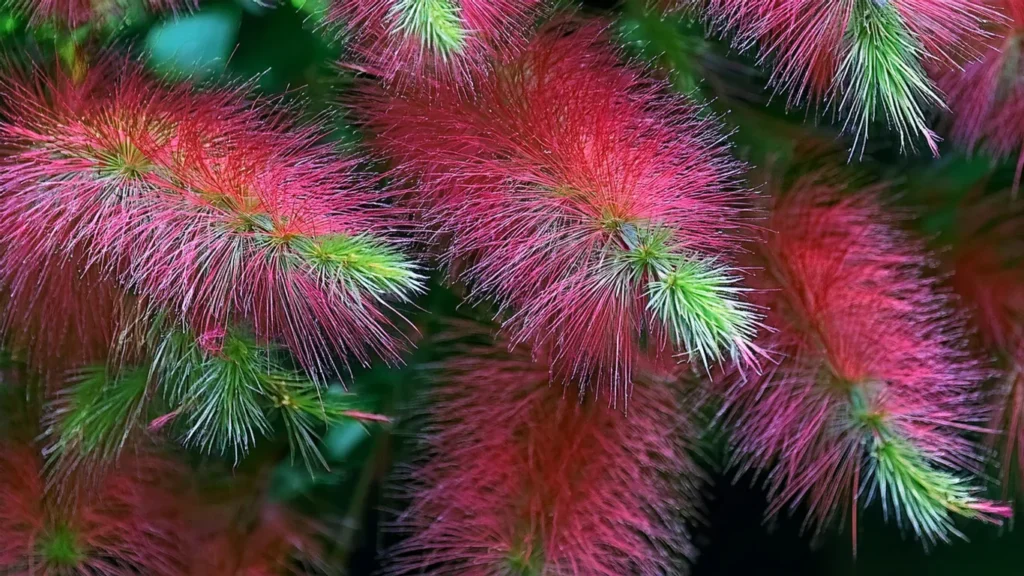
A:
359;21;765;400
0;57;419;465
721;174;1011;545
0;1;1021;573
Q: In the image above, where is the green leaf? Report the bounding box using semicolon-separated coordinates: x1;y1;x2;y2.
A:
153;328;273;460
292;233;425;302
323;420;369;462
145;6;241;79
151;321;383;470
268;375;383;471
850;385;1007;544
51;365;150;461
866;432;998;544
838;0;942;155
645;255;762;370
37;524;87;568
391;0;466;57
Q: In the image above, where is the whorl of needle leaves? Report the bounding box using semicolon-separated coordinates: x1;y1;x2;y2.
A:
0;57;416;465
358;21;764;401
721;174;1010;545
385;339;704;576
330;0;545;88
700;0;996;155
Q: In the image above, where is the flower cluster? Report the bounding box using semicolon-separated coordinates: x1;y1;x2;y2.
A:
949;195;1024;489
0;2;1018;573
330;0;545;87
385;337;703;576
721;174;1010;543
938;0;1024;189
0;57;416;462
359;21;763;399
0;444;190;575
0;438;334;575
700;0;995;153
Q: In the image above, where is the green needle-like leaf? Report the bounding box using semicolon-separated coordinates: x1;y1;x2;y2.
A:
174;332;273;459
50;365;151;462
850;386;1005;544
37;524;87;568
867;432;996;544
646;255;761;370
838;0;942;155
151;321;382;469
292;233;424;302
391;0;466;57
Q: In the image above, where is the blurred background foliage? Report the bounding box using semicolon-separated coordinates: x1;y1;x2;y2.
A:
0;0;1021;573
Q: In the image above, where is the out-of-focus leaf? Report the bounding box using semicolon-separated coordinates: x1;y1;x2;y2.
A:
291;0;330;19
324;421;369;462
145;5;241;79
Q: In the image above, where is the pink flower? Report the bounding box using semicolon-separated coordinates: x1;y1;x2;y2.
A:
702;0;996;153
0;57;423;383
359;21;762;399
385;337;703;575
118;113;422;380
936;1;1024;190
0;444;190;575
11;0;197;27
721;173;1009;545
331;0;545;88
948;194;1024;490
0;59;199;374
0;248;124;376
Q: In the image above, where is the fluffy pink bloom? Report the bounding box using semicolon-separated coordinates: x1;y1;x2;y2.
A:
0;57;422;382
385;338;703;575
0;59;204;374
359;21;761;398
948;195;1024;489
702;0;996;153
116;111;422;380
190;499;327;575
0;249;124;375
12;0;197;27
0;444;190;574
331;0;544;88
721;174;1009;545
937;1;1024;189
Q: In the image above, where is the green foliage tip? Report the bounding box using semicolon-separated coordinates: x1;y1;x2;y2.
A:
391;0;467;57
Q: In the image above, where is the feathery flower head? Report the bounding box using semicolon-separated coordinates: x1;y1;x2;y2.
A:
721;173;1010;545
702;0;997;155
0;249;125;375
119;110;424;381
191;498;328;575
0;56;423;384
0;444;190;574
11;0;197;28
937;1;1024;189
0;57;198;374
948;195;1024;489
385;338;703;575
330;0;545;88
360;21;762;399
